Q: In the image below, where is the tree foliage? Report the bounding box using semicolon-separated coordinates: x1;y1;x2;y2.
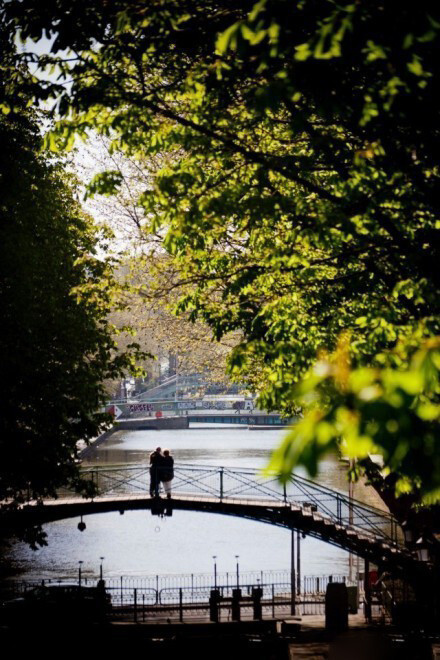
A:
4;1;440;499
0;30;144;545
77;137;243;392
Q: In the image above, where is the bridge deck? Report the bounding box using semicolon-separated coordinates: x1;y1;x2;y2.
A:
29;493;297;509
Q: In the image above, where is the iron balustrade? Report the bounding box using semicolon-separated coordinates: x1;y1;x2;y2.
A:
4;572;357;599
59;462;403;548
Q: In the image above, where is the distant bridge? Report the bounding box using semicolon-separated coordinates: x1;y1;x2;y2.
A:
187;413;287;425
109;400;290;426
12;463;417;572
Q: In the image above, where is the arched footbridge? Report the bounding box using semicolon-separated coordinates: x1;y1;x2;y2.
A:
11;464;416;571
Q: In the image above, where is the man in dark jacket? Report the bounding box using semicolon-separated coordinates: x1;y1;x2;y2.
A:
149;446;163;497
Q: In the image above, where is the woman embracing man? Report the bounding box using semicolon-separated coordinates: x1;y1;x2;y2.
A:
149;447;174;498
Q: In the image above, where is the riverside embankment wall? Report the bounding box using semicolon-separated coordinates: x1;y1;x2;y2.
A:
79;416;188;458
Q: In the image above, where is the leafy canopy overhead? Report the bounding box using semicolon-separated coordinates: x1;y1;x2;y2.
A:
0;29;145;545
4;0;440;499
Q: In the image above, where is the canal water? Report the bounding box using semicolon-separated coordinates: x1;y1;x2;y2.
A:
3;425;386;582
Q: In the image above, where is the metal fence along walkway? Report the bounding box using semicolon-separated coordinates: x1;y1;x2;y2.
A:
5;571;361;621
13;462;415;571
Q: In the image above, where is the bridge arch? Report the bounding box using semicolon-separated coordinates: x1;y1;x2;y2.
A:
10;463;417;573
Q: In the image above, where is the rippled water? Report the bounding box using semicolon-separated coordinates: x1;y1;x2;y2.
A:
4;425;381;582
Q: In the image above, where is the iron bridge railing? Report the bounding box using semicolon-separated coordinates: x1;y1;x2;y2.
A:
55;463;403;548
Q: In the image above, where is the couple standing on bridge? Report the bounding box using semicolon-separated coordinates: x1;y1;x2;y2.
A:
149;447;174;498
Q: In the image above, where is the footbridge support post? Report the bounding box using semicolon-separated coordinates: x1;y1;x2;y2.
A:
290;528;296;615
364;558;372;623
